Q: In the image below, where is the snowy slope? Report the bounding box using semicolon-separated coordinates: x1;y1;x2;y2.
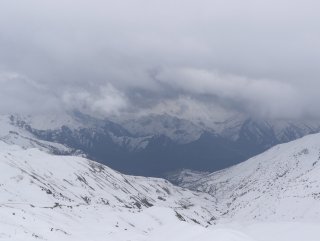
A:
0;140;228;240
0;115;76;155
165;169;210;186
2;132;320;240
176;133;320;222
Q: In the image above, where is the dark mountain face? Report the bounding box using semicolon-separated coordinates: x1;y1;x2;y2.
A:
10;113;320;177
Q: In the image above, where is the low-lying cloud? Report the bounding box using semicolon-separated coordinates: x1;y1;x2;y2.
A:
62;84;128;117
156;68;303;119
1;0;320;120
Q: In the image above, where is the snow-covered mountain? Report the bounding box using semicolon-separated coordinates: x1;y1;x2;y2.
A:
169;133;320;223
2;120;320;240
165;169;210;186
119;114;209;144
4;112;320;176
0;139;226;240
0;115;78;156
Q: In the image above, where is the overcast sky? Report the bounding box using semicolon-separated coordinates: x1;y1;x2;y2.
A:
0;0;319;120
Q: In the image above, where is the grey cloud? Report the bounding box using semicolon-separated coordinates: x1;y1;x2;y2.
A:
0;0;320;120
62;84;128;117
0;72;62;114
155;68;303;119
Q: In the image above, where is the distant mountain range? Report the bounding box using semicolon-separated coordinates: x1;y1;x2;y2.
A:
3;111;320;176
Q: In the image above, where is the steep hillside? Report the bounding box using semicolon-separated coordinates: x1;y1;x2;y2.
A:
0;140;223;240
174;134;320;222
1;132;320;240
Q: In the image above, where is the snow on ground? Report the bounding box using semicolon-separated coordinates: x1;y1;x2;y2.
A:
0;204;256;241
0;140;222;240
176;133;320;223
0;115;74;154
1;130;320;240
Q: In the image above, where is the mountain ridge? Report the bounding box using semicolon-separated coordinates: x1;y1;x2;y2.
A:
0;139;222;240
168;133;320;222
1;124;320;240
4;112;320;176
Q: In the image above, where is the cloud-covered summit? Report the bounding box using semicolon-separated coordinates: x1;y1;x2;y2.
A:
1;0;319;120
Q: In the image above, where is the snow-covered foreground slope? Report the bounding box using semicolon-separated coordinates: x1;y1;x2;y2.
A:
0;140;228;240
1;137;320;240
177;133;320;223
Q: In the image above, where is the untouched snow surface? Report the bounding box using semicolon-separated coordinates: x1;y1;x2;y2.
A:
1;132;320;240
0;140;222;240
173;133;320;223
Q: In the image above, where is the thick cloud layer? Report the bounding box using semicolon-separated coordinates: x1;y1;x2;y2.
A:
0;0;319;120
